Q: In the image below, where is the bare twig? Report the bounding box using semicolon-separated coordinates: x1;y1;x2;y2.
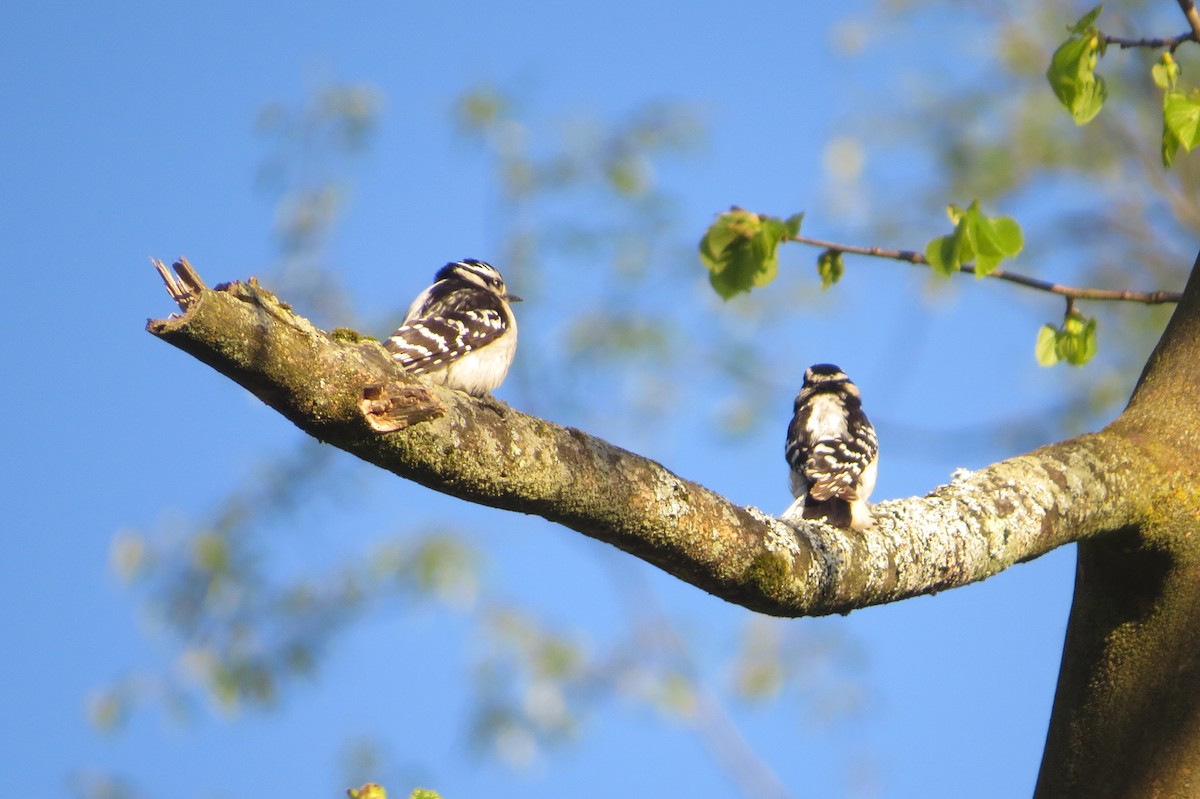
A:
1104;30;1196;51
791;235;1182;305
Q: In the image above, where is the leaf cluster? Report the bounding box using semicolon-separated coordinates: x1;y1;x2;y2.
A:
1154;52;1200;166
698;208;803;299
1046;5;1108;125
1036;309;1099;366
924;200;1024;277
817;249;844;289
1047;5;1200;168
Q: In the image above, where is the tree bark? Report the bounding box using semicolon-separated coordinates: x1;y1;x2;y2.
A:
147;252;1199;794
1034;254;1200;798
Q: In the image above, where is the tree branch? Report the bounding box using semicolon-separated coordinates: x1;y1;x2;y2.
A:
1103;30;1196;51
790;234;1183;305
1178;0;1200;45
147;259;1158;618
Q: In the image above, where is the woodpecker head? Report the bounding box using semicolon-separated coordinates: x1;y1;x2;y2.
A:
435;259;522;302
797;363;860;403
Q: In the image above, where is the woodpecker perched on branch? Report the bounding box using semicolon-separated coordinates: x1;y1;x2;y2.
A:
384;259;520;396
783;363;878;530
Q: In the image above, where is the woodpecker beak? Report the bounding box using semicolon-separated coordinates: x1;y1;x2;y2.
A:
506;293;523;302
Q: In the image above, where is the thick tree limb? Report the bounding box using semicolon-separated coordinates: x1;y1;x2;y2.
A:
1035;251;1200;798
147;259;1157;618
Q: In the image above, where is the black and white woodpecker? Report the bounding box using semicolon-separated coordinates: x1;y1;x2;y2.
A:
384;259;521;396
783;363;879;531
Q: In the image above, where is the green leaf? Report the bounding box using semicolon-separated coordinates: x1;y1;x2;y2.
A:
926;204;970;276
967;212;1024;277
1163;124;1182;168
986;216;1025;257
1069;4;1103;34
1035;324;1060;366
924;234;958;277
1081;318;1098;363
1060;315;1098;365
1152;52;1179;91
1163;90;1200;165
783;212;805;238
1046;10;1107;125
816;249;844;289
698;208;799;299
1154;54;1190;167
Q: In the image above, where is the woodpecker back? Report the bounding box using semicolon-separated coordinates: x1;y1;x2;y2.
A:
783;363;878;530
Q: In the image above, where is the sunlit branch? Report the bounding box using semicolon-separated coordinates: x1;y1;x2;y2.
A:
788;234;1183;305
147;259;1158;619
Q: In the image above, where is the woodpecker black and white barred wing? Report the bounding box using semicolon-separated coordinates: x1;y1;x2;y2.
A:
783;364;879;530
784;380;878;502
384;287;508;375
800;405;878;502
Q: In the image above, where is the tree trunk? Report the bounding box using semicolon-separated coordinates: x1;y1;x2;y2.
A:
1035;255;1200;797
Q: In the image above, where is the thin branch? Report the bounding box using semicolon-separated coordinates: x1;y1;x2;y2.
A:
790;235;1183;305
1103;30;1196;51
1178;0;1200;44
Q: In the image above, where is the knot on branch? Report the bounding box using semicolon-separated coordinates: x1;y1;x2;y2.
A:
360;383;446;432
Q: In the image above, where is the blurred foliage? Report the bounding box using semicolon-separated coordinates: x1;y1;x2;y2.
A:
732;618;867;725
104;520;481;717
448;84;717;432
257;83;383;325
103;440;481;720
68;771;147;799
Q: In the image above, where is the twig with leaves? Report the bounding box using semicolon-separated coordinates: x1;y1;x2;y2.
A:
785;234;1182;305
697;207;1181;368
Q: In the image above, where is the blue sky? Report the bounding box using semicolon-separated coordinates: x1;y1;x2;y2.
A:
2;2;1164;798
